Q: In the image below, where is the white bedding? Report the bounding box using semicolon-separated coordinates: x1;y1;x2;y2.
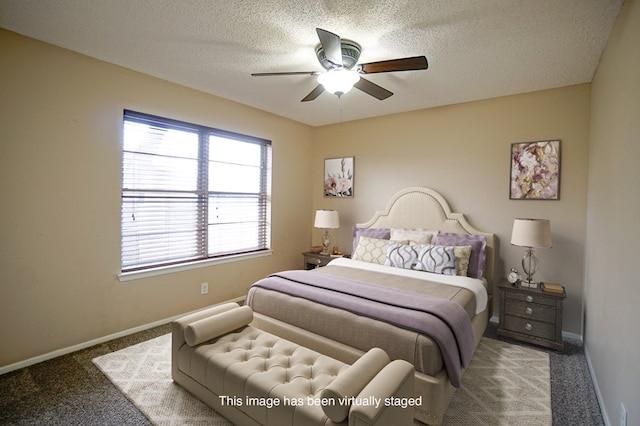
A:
327;257;488;314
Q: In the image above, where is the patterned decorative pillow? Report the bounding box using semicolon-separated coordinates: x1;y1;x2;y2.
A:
385;242;423;270
434;233;487;279
452;245;472;276
352;236;391;264
390;228;438;245
352;227;390;254
418;244;457;275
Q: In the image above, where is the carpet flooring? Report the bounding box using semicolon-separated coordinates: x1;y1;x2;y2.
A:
0;322;603;426
92;333;551;425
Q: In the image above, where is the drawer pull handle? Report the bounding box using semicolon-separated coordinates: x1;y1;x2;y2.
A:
525;323;533;331
525;307;533;315
526;295;534;303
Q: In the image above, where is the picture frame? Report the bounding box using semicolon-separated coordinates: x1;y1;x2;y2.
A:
510;140;561;200
324;157;354;197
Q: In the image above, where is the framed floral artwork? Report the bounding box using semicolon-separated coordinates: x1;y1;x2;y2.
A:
324;157;354;197
510;140;561;200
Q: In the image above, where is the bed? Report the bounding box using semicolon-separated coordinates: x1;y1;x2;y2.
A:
246;187;496;425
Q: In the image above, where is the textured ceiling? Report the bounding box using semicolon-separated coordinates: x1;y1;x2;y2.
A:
0;0;623;126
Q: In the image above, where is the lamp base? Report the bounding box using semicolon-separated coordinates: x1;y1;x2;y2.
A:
321;229;330;255
522;247;539;286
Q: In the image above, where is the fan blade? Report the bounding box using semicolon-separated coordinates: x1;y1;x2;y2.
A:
358;56;428;74
316;28;343;67
301;85;325;102
354;78;393;100
252;71;320;77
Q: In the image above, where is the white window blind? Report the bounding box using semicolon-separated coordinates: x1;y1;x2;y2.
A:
121;110;271;272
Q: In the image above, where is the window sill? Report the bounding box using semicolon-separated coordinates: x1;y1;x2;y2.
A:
118;250;273;282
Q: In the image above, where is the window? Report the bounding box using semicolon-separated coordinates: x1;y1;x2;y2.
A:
121;110;271;273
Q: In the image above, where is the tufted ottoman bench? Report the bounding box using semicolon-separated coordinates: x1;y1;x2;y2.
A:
172;302;415;426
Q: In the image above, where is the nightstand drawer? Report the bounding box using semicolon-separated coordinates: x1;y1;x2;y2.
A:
302;252;333;269
505;290;558;307
307;255;329;266
504;315;556;340
504;299;557;323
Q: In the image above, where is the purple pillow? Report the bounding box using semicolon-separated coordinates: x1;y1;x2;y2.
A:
434;233;487;279
352;227;391;254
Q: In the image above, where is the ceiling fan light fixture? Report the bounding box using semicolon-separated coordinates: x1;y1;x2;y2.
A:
317;69;360;95
252;28;427;102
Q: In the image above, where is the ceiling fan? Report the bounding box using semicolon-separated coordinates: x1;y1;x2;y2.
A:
251;28;428;102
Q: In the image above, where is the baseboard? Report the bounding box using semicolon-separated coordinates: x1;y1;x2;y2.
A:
584;343;610;426
562;330;583;342
0;296;245;376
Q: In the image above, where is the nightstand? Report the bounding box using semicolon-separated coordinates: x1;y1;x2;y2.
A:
302;252;334;269
497;279;566;351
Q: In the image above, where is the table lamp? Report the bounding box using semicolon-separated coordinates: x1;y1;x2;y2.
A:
510;218;552;287
314;210;340;255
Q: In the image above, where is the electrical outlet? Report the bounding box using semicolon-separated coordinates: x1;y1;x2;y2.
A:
200;282;208;295
620;403;627;426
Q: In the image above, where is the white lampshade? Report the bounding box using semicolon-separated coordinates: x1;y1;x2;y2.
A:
317;69;360;95
314;210;340;229
511;218;552;248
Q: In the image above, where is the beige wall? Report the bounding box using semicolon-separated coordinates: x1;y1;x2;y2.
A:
586;0;640;423
0;29;314;367
312;85;591;336
3;12;637;424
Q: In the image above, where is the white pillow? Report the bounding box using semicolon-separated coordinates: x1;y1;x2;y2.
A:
418;244;457;275
384;242;457;275
390;228;438;245
385;242;422;270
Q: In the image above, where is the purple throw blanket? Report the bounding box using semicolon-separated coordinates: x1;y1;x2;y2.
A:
250;270;475;387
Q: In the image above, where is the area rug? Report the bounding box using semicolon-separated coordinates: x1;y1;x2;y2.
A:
93;334;551;425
